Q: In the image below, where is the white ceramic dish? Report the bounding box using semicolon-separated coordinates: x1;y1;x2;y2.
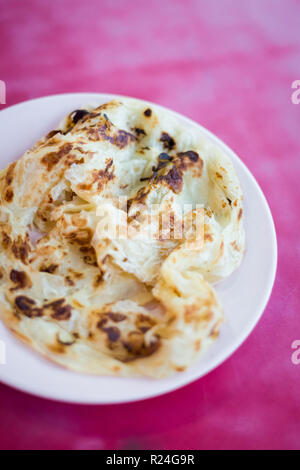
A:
0;93;277;404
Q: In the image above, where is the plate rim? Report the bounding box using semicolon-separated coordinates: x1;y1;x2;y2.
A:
0;92;278;404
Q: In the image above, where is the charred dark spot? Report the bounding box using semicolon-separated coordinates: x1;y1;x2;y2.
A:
15;296;43;318
4;188;14;203
83;255;98;266
104;327;121;343
144;108;152;117
10;269;32;290
140;153;172;182
71;109;90;124
40;264;58;274
46;130;62;139
97;317;108;329
94;272;104;288
116;130;136;149
11;236;31;264
160;132;176;151
134;127;147;137
45;299;65;309
71;271;83;279
51;304;72;321
41;143;73;171
139;150;202;194
15;295;35;311
65;276;75;286
159;152;173;162
106;313;127;323
88;115;136;149
177;150;199;162
122;333;160;361
65;154;83;167
157;165;183;194
226;198;232;206
135;313;156;333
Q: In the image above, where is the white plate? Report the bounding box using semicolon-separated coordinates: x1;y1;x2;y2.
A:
0;93;277;404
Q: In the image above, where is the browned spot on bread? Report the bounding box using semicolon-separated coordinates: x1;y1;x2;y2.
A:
94;272;104;288
10;269;32;290
96;310;160;361
45;299;65;309
47;343;66;354
44;299;72;320
160;132;176;150
79;160;114;192
184;304;198;323
15;295;35;311
209;320;222;339
46;130;61;140
4;188;14;203
15;296;43;318
230;241;240;252
50;304;72;321
122;332;160;362
83;251;98;266
157;165;183;193
11;235;31;264
104;327;121;343
2;231;11;249
141;150;203;195
40;264;58;274
238;208;243;221
3;163;16;203
135;313;157;333
72;300;84;309
5;162;16;186
41;143;73;171
66;228;93;246
133;127;146;137
71;109;90;124
106;313;127;322
65;276;75;286
216;171;223;179
87;115;136;149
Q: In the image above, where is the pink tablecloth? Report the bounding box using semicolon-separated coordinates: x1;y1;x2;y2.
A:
0;0;299;450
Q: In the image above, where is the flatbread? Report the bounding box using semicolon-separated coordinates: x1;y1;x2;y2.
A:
0;98;245;377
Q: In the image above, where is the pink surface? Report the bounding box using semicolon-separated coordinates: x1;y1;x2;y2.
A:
0;0;299;450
